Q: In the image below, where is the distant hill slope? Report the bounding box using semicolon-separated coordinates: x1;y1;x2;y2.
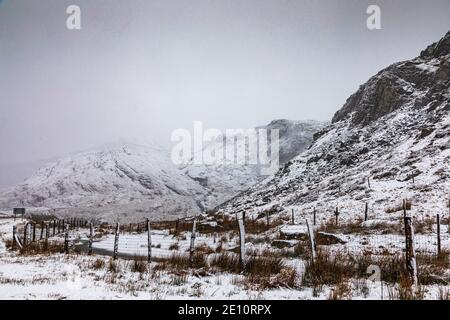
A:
0;143;208;221
180;120;327;208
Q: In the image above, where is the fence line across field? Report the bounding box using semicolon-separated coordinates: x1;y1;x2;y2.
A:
10;197;450;285
13;217;91;249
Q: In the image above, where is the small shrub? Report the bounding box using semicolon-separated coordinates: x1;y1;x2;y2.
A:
195;244;215;255
244;255;284;277
302;250;353;287
293;240;309;258
109;258;118;273
417;251;450;285
414;217;435;234
131;256;147;273
210;253;241;273
91;258;105;270
156;253;207;270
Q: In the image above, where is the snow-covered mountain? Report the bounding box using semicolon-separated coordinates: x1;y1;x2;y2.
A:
0;120;325;221
0;142;208;221
181;120;327;208
220;31;450;219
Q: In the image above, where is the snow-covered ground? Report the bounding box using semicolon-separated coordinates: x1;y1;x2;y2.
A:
1;217;450;300
0;218;321;300
92;230;237;258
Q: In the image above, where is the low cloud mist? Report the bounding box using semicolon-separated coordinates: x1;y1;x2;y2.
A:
1;0;449;186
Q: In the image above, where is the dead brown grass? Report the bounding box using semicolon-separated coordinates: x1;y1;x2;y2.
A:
210;252;241;273
19;241;65;256
302;250;354;287
414;217;435;234
417;251;450;285
91;258;106;270
154;252;207;271
130;256;148;273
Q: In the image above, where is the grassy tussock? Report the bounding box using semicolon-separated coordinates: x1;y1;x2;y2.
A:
209;252;241;273
91;258;106;270
414;217;436;234
417;251;450;285
154;253;207;271
130;256;148;273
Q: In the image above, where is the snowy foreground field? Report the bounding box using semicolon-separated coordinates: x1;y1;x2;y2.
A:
1;211;450;300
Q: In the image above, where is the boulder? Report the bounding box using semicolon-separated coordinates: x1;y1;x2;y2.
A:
316;232;346;245
271;240;297;249
279;225;308;240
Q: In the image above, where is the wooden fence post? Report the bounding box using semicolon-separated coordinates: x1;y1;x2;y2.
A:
306;219;317;263
313;207;316;226
403;199;406;218
113;223;120;260
12;226;17;250
88;223;93;255
365;202;369;221
44;223;49;250
32;223;36;242
334;207;339;226
437;214;441;255
189;218;197;266
404;216;418;286
23;223;29;247
291;209;295;225
147;219;152;263
237;213;246;270
40;222;44;240
448;198;450;235
53;220;56;236
266;211;270;227
64;225;69;254
175;219;179;233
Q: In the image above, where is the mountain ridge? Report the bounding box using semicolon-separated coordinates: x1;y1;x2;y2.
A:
219;31;450;219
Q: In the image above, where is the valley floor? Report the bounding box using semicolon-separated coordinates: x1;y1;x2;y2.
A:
0;218;313;300
1;216;449;300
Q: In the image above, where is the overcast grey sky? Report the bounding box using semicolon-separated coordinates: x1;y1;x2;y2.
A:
1;0;450;175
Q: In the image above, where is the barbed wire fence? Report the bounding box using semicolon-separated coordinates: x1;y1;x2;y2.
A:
8;197;450;286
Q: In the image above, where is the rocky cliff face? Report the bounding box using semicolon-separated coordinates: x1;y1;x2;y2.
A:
332;31;450;126
220;31;450;220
